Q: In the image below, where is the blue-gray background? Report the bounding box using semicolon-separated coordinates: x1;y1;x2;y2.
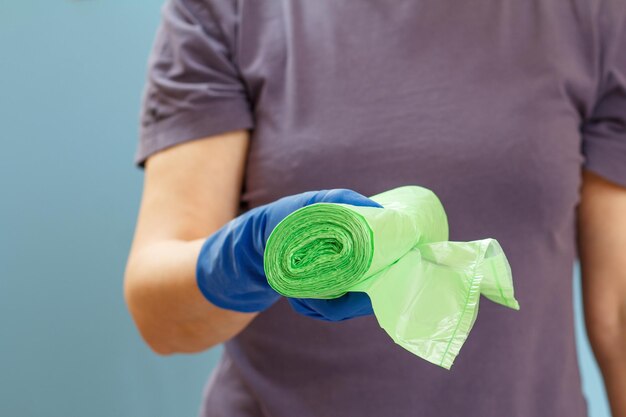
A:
0;1;611;416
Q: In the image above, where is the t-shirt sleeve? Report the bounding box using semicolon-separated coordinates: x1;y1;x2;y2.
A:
581;1;626;187
135;0;254;166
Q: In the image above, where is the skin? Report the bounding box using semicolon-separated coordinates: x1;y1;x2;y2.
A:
578;170;626;417
124;129;255;354
125;132;626;415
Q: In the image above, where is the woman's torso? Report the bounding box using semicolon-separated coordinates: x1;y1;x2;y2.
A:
200;0;602;415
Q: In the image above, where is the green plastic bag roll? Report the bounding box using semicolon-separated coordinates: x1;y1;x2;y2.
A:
264;185;520;370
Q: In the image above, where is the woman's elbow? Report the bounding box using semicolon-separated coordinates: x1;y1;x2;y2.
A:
123;266;225;355
124;274;175;355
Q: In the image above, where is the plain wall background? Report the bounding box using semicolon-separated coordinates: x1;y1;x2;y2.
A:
0;1;612;416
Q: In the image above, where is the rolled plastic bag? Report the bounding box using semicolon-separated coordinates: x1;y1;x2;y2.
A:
264;185;519;369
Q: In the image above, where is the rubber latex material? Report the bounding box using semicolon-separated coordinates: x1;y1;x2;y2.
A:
264;185;520;369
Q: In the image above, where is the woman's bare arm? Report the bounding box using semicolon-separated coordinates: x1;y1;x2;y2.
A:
124;129;256;355
578;170;626;417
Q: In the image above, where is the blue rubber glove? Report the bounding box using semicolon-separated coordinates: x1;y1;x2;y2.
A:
196;189;382;319
288;292;375;321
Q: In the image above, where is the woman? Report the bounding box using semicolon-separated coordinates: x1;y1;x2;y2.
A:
124;1;626;416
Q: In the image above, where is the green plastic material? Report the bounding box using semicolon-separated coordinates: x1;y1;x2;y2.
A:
264;185;520;370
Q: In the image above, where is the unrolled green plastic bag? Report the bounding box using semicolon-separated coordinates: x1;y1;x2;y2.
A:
263;186;519;369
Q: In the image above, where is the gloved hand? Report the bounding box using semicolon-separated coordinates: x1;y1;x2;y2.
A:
196;189;382;319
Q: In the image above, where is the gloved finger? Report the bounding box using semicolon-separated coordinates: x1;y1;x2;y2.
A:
288;292;374;322
320;292;374;318
309;189;384;209
287;298;329;321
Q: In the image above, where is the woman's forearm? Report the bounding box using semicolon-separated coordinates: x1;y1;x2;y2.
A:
584;277;626;417
579;170;626;417
593;343;626;417
124;238;257;355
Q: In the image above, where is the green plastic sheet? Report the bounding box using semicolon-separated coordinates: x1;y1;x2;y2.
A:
264;185;520;369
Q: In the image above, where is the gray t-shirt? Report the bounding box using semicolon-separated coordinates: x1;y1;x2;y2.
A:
136;1;626;416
